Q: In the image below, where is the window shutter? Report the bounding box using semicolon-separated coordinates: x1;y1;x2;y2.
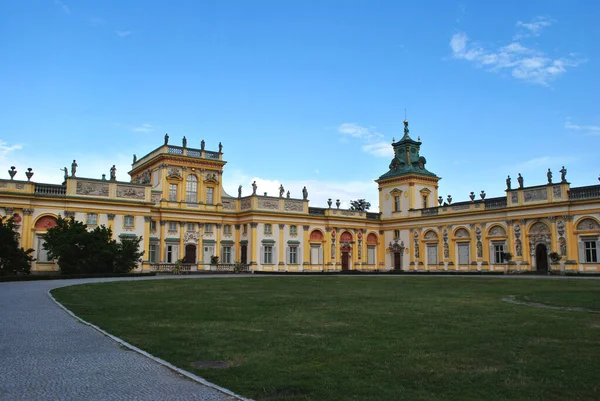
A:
298;247;301;265
260;246;264;264
286;247;290;264
578;242;585;263
596;241;600;263
319;246;323;264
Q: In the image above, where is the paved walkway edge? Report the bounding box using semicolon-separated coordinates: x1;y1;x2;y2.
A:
47;287;254;401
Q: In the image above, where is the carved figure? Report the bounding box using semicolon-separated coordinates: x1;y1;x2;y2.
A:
110;165;117;181
547;168;552;184
477;241;483;258
279;184;284;198
164;133;169;145
252;181;257;195
286;191;290;198
238;185;242;198
506;175;511;190
133;154;137;163
517;173;524;189
182;136;187;148
201;140;205;150
515;240;522;257
218;142;223;153
302;186;308;200
59;167;67;181
71;160;78;177
560;166;567;183
560;237;567;256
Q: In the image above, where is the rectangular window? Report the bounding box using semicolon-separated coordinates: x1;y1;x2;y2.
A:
264;224;272;235
168;221;177;231
394;196;400;212
124;215;134;227
187;223;194;232
290;225;297;235
37;237;50;263
394;229;400;240
584;241;598;263
221;246;232;264
224;224;231;235
263;246;273;264
206;187;214;204
458;243;470;265
310;245;322;264
186;176;197;203
367;245;376;264
288;247;298;264
205;223;213;233
166;245;178;263
422;195;428;208
169;184;177;201
86;213;97;226
427;244;438;264
149;244;157;263
150;220;157;231
494;244;505;263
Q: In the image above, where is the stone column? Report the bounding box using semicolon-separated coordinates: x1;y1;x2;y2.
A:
234;224;241;263
143;216;152;271
250;223;258;265
303;225;310;270
159;220;166;262
278;224;285;269
179;222;186;260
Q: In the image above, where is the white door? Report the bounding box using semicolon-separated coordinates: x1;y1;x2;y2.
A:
203;245;215;263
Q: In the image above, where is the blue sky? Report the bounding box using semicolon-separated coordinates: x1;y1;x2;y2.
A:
1;1;599;209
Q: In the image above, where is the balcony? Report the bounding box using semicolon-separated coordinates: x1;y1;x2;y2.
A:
569;185;600;200
34;184;66;196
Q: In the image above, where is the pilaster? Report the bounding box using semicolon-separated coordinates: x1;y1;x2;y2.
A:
250;222;258;264
159;220;166;262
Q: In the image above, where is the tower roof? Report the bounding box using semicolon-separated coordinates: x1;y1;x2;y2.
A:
377;120;439;181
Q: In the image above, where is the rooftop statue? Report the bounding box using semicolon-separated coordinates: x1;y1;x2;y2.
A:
252;181;257;195
71;160;78;177
560;166;567;183
547;168;552;184
238;185;242;198
201;140;205;150
110;165;117;181
506;175;511;190
279;184;284;198
164;133;169;145
302;186;308;200
517;173;524;189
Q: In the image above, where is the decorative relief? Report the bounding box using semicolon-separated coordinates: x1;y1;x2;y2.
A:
341;210;356;216
488;226;507;237
258;198;279;210
117;185;145;200
529;222;550;235
151;192;161;204
222;199;236;210
134;169;152;184
424;230;438;240
64;211;75;218
240;198;251;210
15;183;24;190
5;207;14;215
443;230;449;258
523;188;548;202
358;238;362;260
511;192;518;203
557;220;565;237
107;213;115;221
284;200;304;212
167;167;182;179
23;208;34;216
413;231;420;259
576;218;600;231
0;182;7;188
184;231;200;243
452;205;470;211
76;181;109;197
559;237;567;256
454;228;470;238
552;186;562;199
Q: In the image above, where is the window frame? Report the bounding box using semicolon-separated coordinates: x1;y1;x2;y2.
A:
86;213;98;226
264;223;272;235
206;187;214;204
186;175;198;203
123;215;135;228
290;225;297;235
288;246;298;264
394;195;400;212
584;241;598;263
168;221;177;232
169;184;178;202
263;245;273;264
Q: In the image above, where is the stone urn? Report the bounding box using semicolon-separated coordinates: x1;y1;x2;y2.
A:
469;192;475;202
480;190;486;200
336;199;340;209
8;166;16;180
327;198;332;208
447;195;452;204
438;196;443;206
25;168;34;181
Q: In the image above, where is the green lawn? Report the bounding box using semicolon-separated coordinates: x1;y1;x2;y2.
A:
52;277;600;401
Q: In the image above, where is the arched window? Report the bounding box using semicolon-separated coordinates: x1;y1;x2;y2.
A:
186;175;198;203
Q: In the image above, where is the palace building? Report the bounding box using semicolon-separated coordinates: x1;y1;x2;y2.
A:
2;121;600;274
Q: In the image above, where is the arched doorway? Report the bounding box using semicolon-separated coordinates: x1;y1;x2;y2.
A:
184;244;196;264
535;244;548;274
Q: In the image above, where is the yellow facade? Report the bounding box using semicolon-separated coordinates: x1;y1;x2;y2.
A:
2;126;600;275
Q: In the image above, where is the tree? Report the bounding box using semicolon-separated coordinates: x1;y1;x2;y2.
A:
0;215;34;276
43;216;143;274
349;199;371;211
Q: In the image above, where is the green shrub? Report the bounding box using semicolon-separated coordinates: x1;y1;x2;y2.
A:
0;215;34;276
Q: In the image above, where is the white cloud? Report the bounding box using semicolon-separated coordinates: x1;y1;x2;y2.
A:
512;156;576;173
132;123;155;133
515;16;553;39
54;0;71;15
565;119;600;135
449;27;585;85
0;140;22;158
337;123;393;158
362;142;394;158
115;30;132;37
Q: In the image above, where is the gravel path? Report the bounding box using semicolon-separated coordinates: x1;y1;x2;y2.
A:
0;276;249;401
